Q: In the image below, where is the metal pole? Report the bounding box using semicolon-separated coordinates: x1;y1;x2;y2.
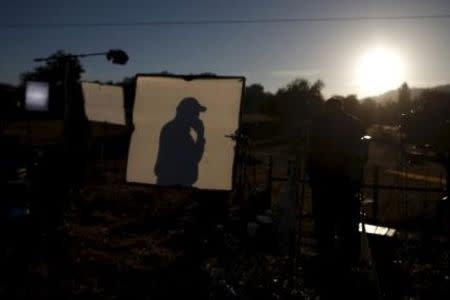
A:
267;156;273;206
373;165;379;222
34;52;108;62
64;58;70;132
74;52;108;58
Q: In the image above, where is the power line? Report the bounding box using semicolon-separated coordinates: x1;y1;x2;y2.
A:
2;14;450;28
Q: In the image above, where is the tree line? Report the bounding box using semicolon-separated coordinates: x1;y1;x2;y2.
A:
2;51;450;152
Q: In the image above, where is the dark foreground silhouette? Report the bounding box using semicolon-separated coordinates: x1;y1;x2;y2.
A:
307;97;368;299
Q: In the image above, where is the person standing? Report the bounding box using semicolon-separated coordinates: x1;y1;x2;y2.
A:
307;97;368;299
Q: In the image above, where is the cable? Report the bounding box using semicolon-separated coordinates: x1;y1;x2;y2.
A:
2;14;450;28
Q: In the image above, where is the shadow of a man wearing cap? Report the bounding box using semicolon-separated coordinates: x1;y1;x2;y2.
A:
154;97;207;187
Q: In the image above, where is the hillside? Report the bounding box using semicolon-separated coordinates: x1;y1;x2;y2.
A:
364;84;450;104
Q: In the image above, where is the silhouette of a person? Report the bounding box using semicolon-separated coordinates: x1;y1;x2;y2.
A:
154;97;207;186
434;121;450;232
307;97;367;299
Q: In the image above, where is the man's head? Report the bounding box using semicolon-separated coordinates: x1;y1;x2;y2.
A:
176;97;206;122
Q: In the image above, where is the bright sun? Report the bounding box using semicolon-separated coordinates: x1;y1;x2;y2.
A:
355;47;406;97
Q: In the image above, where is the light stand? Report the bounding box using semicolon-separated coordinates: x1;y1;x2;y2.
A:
32;49;129;186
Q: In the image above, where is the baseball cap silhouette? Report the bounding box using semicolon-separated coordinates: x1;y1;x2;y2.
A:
176;97;207;114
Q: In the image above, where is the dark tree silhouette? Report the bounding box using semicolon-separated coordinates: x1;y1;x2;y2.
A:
341;95;360;116
401;89;450;203
21;50;84;85
398;82;412;114
340;95;379;129
403;89;450;145
275;78;324;135
20;50;85;117
20;51;90;188
359;97;378;127
376;82;413;125
244;84;269;114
